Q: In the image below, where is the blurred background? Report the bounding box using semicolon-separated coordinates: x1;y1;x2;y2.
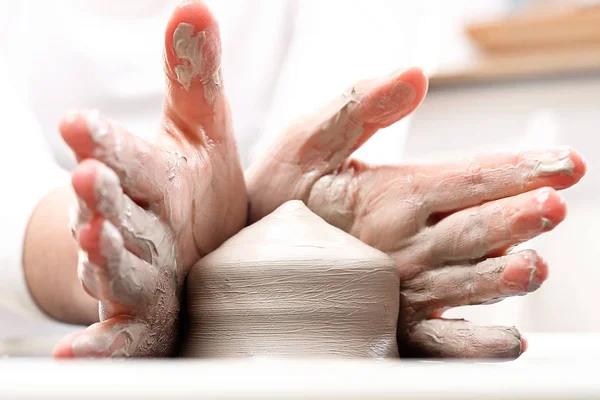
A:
0;0;599;355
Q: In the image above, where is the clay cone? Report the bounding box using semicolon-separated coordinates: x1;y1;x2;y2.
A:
181;200;399;358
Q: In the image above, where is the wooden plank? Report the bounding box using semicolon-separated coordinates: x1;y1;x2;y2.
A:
466;5;600;52
429;44;600;88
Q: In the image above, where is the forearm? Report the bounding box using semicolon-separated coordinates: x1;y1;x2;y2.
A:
22;185;98;325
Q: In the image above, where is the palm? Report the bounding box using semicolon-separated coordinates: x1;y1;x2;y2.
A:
153;118;245;272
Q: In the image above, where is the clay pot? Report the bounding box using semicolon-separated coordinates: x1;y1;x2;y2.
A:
180;200;399;358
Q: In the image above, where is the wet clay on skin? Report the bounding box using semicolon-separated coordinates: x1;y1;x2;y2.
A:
172;22;221;103
66;13;228;357
181;200;400;358
70;111;183;357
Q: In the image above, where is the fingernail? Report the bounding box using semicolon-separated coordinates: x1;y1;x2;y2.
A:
503;263;537;292
53;331;86;358
84;109;111;142
72;332;109;358
520;337;528;354
71;328;129;358
533;188;566;226
535;187;553;205
69;198;90;236
77;250;98;295
524;252;547;292
580;153;588;172
63;109;81;124
95;166;122;219
524;147;575;177
503;252;546;293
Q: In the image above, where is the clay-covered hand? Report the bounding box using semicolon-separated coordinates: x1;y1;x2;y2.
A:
53;2;247;357
245;69;587;359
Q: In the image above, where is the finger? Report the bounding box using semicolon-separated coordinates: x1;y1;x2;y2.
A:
417;146;586;214
71;159;176;266
403;250;548;315
402;319;524;359
53;316;173;358
163;0;230;144
53;331;85;358
77;217;158;310
60;109;176;203
427;187;566;263
285;67;427;174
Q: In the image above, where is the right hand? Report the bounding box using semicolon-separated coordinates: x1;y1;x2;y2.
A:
245;67;586;359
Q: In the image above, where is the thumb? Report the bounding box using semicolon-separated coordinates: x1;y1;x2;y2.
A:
162;1;230;144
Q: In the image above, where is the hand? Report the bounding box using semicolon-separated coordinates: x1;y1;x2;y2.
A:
245;68;586;359
53;1;246;357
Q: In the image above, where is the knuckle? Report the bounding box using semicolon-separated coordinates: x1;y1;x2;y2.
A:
307;167;360;233
465;160;486;186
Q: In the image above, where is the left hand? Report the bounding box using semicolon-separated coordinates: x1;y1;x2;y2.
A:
245;68;586;359
53;1;247;357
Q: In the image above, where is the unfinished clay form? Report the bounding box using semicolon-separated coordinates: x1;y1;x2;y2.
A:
181;200;399;358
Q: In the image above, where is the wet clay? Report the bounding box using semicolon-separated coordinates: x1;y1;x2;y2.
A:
180;200;400;358
172;22;221;103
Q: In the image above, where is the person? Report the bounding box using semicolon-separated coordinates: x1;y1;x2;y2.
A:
0;1;586;358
